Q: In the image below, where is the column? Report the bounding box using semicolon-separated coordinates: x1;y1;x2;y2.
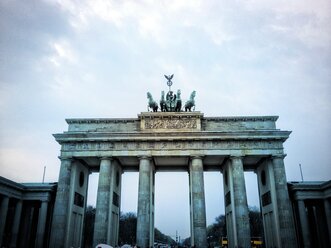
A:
136;156;153;248
35;201;48;248
149;170;155;248
93;157;113;247
189;156;207;248
229;156;251;248
324;199;331;246
189;171;194;246
20;204;33;247
257;160;282;248
272;155;297;247
297;200;311;247
0;196;9;247
10;200;23;248
49;157;72;248
107;161;122;247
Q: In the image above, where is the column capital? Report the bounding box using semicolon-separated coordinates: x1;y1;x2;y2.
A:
138;155;152;160
190;155;204;160
271;154;287;159
58;157;73;172
99;156;113;161
58;156;73;161
230;155;244;160
13;199;23;204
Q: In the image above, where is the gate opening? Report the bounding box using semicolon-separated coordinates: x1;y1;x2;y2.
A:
245;172;264;244
155;172;190;243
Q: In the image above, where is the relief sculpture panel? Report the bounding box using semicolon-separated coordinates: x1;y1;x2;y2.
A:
62;140;283;152
144;118;197;130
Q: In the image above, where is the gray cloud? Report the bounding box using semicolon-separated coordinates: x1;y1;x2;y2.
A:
1;0;330;239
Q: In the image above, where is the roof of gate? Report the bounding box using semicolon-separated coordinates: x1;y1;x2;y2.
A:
53;112;290;172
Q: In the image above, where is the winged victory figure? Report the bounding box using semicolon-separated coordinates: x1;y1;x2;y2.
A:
164;74;174;81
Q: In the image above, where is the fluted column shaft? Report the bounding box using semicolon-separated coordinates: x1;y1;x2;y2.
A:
93;158;113;246
297;200;311;247
324;199;331;246
35;201;48;248
136;157;153;248
10;200;23;247
189;156;207;248
272;156;297;247
50;158;72;248
0;196;9;247
230;156;251;248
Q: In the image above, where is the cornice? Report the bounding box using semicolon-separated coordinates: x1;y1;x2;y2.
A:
53;130;291;143
0;176;57;195
288;180;331;191
204;116;279;122
66;118;137;124
138;111;203;118
65;115;279;124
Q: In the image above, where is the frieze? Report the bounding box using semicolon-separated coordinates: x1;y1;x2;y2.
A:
144;118;197;129
205;116;278;122
66;118;136;124
61;140;283;152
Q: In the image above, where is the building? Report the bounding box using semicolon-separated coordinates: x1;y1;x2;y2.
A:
0;176;57;248
288;180;331;248
1;157;331;248
49;111;297;248
0;91;330;247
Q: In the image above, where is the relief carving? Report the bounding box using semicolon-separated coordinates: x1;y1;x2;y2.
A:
145;118;197;129
148;142;155;149
161;142;167;148
62;140;282;152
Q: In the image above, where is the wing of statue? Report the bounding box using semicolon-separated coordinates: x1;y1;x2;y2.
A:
164;74;174;81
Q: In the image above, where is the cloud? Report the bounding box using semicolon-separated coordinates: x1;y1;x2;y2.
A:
41;0;331;51
0;0;70;85
49;39;77;66
243;0;331;49
1;0;331;237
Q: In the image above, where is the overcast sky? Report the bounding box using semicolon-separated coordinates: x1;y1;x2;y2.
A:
1;0;331;239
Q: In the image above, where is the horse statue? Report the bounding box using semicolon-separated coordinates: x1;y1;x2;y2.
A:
147;92;158;112
165;90;176;111
175;89;182;112
160;91;166;112
184;90;196;111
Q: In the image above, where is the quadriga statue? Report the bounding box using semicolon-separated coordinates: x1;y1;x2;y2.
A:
184;90;196;111
147;92;158;112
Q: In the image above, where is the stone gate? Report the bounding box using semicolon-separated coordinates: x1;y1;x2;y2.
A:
49;111;297;248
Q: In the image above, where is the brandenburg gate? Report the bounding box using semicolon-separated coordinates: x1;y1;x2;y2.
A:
49;78;297;248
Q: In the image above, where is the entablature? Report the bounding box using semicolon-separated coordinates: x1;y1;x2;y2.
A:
54;130;291;143
64;112;281;133
59;139;285;157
